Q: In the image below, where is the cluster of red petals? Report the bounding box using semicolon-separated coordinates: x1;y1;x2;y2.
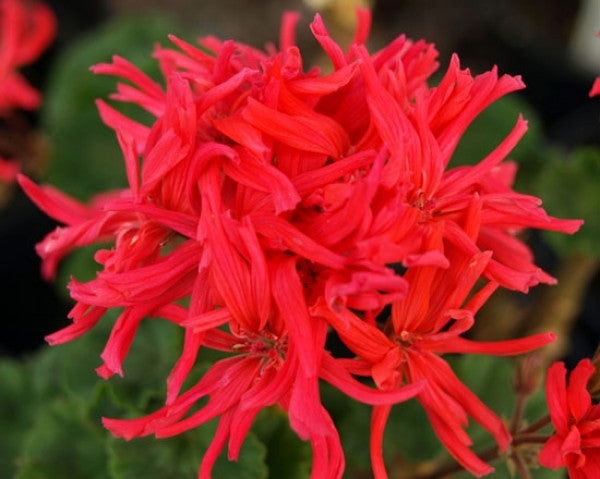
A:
20;9;582;479
539;359;600;478
0;0;56;180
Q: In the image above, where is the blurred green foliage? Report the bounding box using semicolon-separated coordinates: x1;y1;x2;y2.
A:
3;315;273;479
535;147;600;258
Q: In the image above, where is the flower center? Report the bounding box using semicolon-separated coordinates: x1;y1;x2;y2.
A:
395;330;417;348
412;190;437;222
235;330;288;369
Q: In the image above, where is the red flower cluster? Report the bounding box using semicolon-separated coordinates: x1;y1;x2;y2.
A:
21;9;582;478
0;0;55;180
540;359;600;478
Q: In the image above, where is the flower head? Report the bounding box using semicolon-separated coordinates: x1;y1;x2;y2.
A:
539;359;600;479
314;242;555;477
21;8;582;478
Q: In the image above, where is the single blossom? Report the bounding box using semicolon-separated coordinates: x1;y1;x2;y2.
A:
539;359;600;479
314;239;555;477
20;8;582;479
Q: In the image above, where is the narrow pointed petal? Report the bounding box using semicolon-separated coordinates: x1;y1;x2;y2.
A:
320;353;424;405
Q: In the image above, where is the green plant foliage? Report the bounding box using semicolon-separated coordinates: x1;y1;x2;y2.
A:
14;397;110;479
450;354;553;478
4;314;562;478
41;15;183;201
535;147;600;258
385;394;443;464
4;316;272;479
453;354;517;418
107;424;268;479
0;360;35;478
100;317;183;414
253;408;312;479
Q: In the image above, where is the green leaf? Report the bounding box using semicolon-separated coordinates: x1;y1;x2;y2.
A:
99;317;183;415
320;381;372;475
253;408;312;479
535;147;600;257
14;397;110;479
0;360;35;478
107;420;268;479
385;395;443;464
453;354;516;418
41;14;183;201
27;309;116;403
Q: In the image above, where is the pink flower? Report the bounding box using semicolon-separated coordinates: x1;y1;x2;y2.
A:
539;359;600;479
0;0;56;116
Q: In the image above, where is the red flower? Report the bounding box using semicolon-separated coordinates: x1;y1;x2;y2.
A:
0;0;56;116
539;359;600;479
0;0;55;181
102;256;423;478
20;8;581;479
315;241;555;477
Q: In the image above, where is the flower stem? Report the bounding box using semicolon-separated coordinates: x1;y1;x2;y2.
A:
510;390;527;434
519;414;551;434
